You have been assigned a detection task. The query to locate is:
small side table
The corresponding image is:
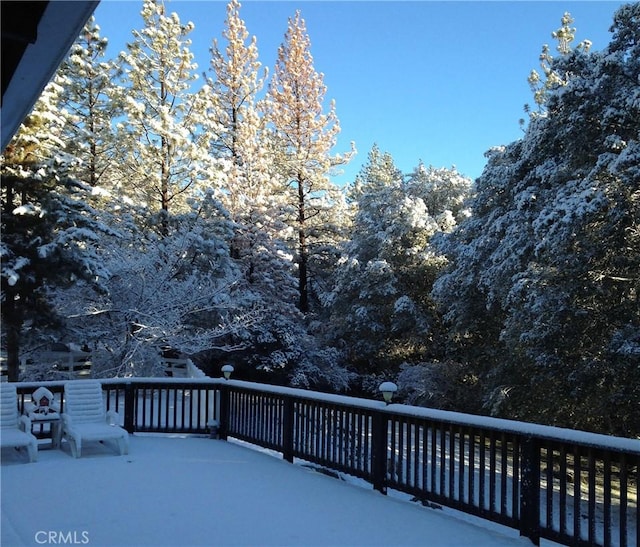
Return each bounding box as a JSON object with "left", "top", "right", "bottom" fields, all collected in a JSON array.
[
  {"left": 24, "top": 387, "right": 62, "bottom": 449},
  {"left": 29, "top": 413, "right": 62, "bottom": 449}
]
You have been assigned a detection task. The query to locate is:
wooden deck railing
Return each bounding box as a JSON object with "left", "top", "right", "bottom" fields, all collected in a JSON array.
[{"left": 12, "top": 378, "right": 638, "bottom": 547}]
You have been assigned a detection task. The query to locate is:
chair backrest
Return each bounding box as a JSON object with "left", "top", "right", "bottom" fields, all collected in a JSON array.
[
  {"left": 0, "top": 383, "right": 20, "bottom": 429},
  {"left": 63, "top": 381, "right": 105, "bottom": 424}
]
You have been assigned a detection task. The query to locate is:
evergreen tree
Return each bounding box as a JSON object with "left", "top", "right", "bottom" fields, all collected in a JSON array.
[
  {"left": 203, "top": 0, "right": 290, "bottom": 285},
  {"left": 1, "top": 81, "right": 111, "bottom": 381},
  {"left": 326, "top": 146, "right": 472, "bottom": 397},
  {"left": 57, "top": 16, "right": 122, "bottom": 188},
  {"left": 197, "top": 0, "right": 309, "bottom": 383},
  {"left": 203, "top": 0, "right": 269, "bottom": 206},
  {"left": 265, "top": 10, "right": 353, "bottom": 312},
  {"left": 524, "top": 12, "right": 592, "bottom": 121},
  {"left": 116, "top": 0, "right": 214, "bottom": 231},
  {"left": 433, "top": 4, "right": 640, "bottom": 436}
]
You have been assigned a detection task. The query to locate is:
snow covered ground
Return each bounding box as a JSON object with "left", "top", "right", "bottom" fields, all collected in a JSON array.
[{"left": 1, "top": 434, "right": 535, "bottom": 547}]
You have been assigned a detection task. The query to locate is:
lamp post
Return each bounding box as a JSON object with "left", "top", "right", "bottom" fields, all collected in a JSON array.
[
  {"left": 378, "top": 381, "right": 398, "bottom": 405},
  {"left": 221, "top": 364, "right": 234, "bottom": 380}
]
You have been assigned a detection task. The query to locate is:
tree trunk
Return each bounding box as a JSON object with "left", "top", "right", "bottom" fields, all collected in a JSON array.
[
  {"left": 298, "top": 229, "right": 308, "bottom": 312},
  {"left": 3, "top": 295, "right": 23, "bottom": 382},
  {"left": 160, "top": 134, "right": 170, "bottom": 235},
  {"left": 297, "top": 174, "right": 308, "bottom": 313},
  {"left": 88, "top": 80, "right": 97, "bottom": 186}
]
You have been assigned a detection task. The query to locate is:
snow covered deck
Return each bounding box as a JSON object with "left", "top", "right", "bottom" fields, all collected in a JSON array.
[{"left": 1, "top": 434, "right": 531, "bottom": 547}]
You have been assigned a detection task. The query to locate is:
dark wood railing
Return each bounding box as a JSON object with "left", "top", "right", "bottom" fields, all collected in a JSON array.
[{"left": 13, "top": 378, "right": 638, "bottom": 547}]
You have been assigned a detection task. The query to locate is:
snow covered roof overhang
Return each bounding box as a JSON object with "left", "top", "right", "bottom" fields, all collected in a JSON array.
[{"left": 1, "top": 0, "right": 99, "bottom": 151}]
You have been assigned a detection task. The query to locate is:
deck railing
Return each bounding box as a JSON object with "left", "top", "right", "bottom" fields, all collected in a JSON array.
[{"left": 13, "top": 378, "right": 638, "bottom": 547}]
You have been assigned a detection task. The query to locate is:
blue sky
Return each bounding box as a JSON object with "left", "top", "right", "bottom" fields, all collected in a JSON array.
[{"left": 93, "top": 1, "right": 627, "bottom": 184}]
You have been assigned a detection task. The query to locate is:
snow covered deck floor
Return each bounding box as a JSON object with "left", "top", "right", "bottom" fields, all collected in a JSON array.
[{"left": 1, "top": 434, "right": 533, "bottom": 547}]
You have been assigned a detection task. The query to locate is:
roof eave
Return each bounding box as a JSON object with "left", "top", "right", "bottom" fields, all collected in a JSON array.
[{"left": 1, "top": 1, "right": 99, "bottom": 151}]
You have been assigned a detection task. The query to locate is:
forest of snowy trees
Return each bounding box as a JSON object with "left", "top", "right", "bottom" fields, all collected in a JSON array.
[{"left": 1, "top": 1, "right": 638, "bottom": 438}]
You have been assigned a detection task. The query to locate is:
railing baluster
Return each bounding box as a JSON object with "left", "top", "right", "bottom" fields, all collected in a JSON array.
[
  {"left": 430, "top": 424, "right": 437, "bottom": 494},
  {"left": 512, "top": 435, "right": 520, "bottom": 521},
  {"left": 468, "top": 429, "right": 475, "bottom": 506},
  {"left": 619, "top": 453, "right": 628, "bottom": 547},
  {"left": 545, "top": 444, "right": 553, "bottom": 531},
  {"left": 388, "top": 418, "right": 395, "bottom": 484},
  {"left": 479, "top": 430, "right": 486, "bottom": 512},
  {"left": 458, "top": 427, "right": 465, "bottom": 503},
  {"left": 448, "top": 424, "right": 455, "bottom": 500},
  {"left": 588, "top": 449, "right": 596, "bottom": 544},
  {"left": 314, "top": 404, "right": 321, "bottom": 462},
  {"left": 338, "top": 407, "right": 345, "bottom": 468},
  {"left": 490, "top": 432, "right": 497, "bottom": 514},
  {"left": 245, "top": 392, "right": 251, "bottom": 438},
  {"left": 501, "top": 433, "right": 508, "bottom": 517},
  {"left": 172, "top": 387, "right": 178, "bottom": 430},
  {"left": 349, "top": 409, "right": 356, "bottom": 470},
  {"left": 356, "top": 411, "right": 363, "bottom": 473},
  {"left": 318, "top": 405, "right": 329, "bottom": 464},
  {"left": 333, "top": 406, "right": 339, "bottom": 465},
  {"left": 636, "top": 459, "right": 639, "bottom": 547},
  {"left": 364, "top": 412, "right": 371, "bottom": 477},
  {"left": 398, "top": 417, "right": 405, "bottom": 485},
  {"left": 603, "top": 451, "right": 612, "bottom": 547},
  {"left": 413, "top": 422, "right": 420, "bottom": 491},
  {"left": 136, "top": 387, "right": 149, "bottom": 431},
  {"left": 149, "top": 387, "right": 158, "bottom": 428},
  {"left": 439, "top": 426, "right": 446, "bottom": 498},
  {"left": 559, "top": 444, "right": 567, "bottom": 537},
  {"left": 573, "top": 445, "right": 581, "bottom": 543}
]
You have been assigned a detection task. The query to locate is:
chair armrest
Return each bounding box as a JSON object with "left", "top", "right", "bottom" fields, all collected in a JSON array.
[
  {"left": 61, "top": 413, "right": 73, "bottom": 428},
  {"left": 18, "top": 415, "right": 32, "bottom": 432},
  {"left": 106, "top": 410, "right": 122, "bottom": 426}
]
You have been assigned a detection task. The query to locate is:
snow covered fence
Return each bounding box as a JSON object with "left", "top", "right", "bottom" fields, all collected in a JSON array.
[
  {"left": 217, "top": 381, "right": 638, "bottom": 547},
  {"left": 39, "top": 349, "right": 92, "bottom": 378},
  {"left": 160, "top": 357, "right": 207, "bottom": 379},
  {"left": 11, "top": 378, "right": 639, "bottom": 547}
]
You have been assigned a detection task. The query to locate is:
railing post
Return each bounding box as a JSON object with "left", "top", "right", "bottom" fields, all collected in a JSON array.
[
  {"left": 218, "top": 383, "right": 229, "bottom": 441},
  {"left": 123, "top": 382, "right": 135, "bottom": 434},
  {"left": 372, "top": 410, "right": 388, "bottom": 494},
  {"left": 282, "top": 396, "right": 294, "bottom": 463},
  {"left": 520, "top": 435, "right": 541, "bottom": 545}
]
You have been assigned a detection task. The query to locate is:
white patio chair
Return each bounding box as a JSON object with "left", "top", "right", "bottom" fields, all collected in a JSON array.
[
  {"left": 0, "top": 383, "right": 38, "bottom": 462},
  {"left": 61, "top": 381, "right": 129, "bottom": 458}
]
